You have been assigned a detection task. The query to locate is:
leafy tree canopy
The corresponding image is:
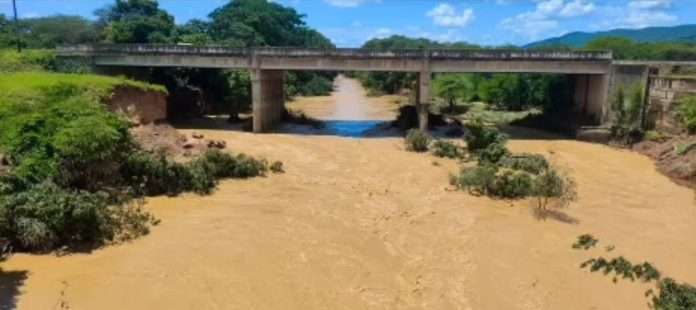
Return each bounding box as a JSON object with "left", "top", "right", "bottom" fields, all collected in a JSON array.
[{"left": 95, "top": 0, "right": 175, "bottom": 43}]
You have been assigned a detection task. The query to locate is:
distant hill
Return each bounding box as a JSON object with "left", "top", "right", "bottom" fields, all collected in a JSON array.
[{"left": 525, "top": 24, "right": 696, "bottom": 48}]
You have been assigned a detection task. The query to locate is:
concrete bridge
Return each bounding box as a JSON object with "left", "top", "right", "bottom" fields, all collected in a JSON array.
[{"left": 58, "top": 44, "right": 619, "bottom": 133}]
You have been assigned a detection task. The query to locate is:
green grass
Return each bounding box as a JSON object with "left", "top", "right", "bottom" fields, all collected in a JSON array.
[
  {"left": 0, "top": 49, "right": 56, "bottom": 73},
  {"left": 0, "top": 72, "right": 167, "bottom": 102}
]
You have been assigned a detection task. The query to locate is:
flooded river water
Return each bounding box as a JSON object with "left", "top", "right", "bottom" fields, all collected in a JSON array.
[{"left": 3, "top": 77, "right": 696, "bottom": 310}]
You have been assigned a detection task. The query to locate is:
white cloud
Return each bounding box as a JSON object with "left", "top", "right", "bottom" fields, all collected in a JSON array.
[
  {"left": 499, "top": 0, "right": 594, "bottom": 40},
  {"left": 427, "top": 3, "right": 474, "bottom": 28},
  {"left": 560, "top": 0, "right": 596, "bottom": 17},
  {"left": 597, "top": 0, "right": 676, "bottom": 29},
  {"left": 628, "top": 0, "right": 672, "bottom": 10}
]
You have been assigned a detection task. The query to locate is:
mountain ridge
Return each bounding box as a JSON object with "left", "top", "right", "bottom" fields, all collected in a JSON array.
[{"left": 525, "top": 24, "right": 696, "bottom": 48}]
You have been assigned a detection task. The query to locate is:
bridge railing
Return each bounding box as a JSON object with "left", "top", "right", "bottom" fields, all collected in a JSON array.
[{"left": 57, "top": 44, "right": 613, "bottom": 61}]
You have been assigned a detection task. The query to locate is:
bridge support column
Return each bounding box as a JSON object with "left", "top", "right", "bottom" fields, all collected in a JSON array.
[
  {"left": 572, "top": 74, "right": 610, "bottom": 125},
  {"left": 252, "top": 69, "right": 285, "bottom": 133},
  {"left": 416, "top": 71, "right": 431, "bottom": 131}
]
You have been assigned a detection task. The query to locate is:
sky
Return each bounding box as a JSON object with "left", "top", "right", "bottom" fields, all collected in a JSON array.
[{"left": 0, "top": 0, "right": 694, "bottom": 47}]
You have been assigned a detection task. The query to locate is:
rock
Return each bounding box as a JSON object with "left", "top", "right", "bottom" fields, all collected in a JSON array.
[
  {"left": 207, "top": 140, "right": 227, "bottom": 149},
  {"left": 576, "top": 127, "right": 612, "bottom": 144},
  {"left": 183, "top": 142, "right": 195, "bottom": 149},
  {"left": 192, "top": 132, "right": 204, "bottom": 139}
]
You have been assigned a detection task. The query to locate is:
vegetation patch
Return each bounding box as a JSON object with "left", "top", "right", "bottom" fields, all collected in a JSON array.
[
  {"left": 677, "top": 96, "right": 696, "bottom": 134},
  {"left": 430, "top": 140, "right": 465, "bottom": 159},
  {"left": 0, "top": 76, "right": 268, "bottom": 252},
  {"left": 452, "top": 122, "right": 576, "bottom": 207},
  {"left": 0, "top": 49, "right": 56, "bottom": 73},
  {"left": 572, "top": 235, "right": 696, "bottom": 310},
  {"left": 405, "top": 129, "right": 432, "bottom": 153}
]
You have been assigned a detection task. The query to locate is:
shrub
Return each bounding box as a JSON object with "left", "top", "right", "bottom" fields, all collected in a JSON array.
[
  {"left": 0, "top": 181, "right": 152, "bottom": 251},
  {"left": 644, "top": 130, "right": 668, "bottom": 142},
  {"left": 652, "top": 278, "right": 696, "bottom": 310},
  {"left": 405, "top": 129, "right": 431, "bottom": 152},
  {"left": 678, "top": 96, "right": 696, "bottom": 133},
  {"left": 0, "top": 75, "right": 269, "bottom": 252},
  {"left": 450, "top": 164, "right": 498, "bottom": 195},
  {"left": 532, "top": 168, "right": 577, "bottom": 209},
  {"left": 491, "top": 170, "right": 534, "bottom": 199},
  {"left": 476, "top": 142, "right": 510, "bottom": 164},
  {"left": 123, "top": 150, "right": 268, "bottom": 196},
  {"left": 270, "top": 161, "right": 284, "bottom": 173},
  {"left": 464, "top": 119, "right": 507, "bottom": 152},
  {"left": 431, "top": 140, "right": 464, "bottom": 159},
  {"left": 572, "top": 234, "right": 599, "bottom": 250},
  {"left": 500, "top": 154, "right": 549, "bottom": 175}
]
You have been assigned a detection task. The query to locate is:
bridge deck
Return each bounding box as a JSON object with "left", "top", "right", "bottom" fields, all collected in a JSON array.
[{"left": 57, "top": 44, "right": 613, "bottom": 74}]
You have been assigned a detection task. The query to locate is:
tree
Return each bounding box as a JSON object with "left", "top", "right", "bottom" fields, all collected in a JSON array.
[
  {"left": 433, "top": 74, "right": 476, "bottom": 112},
  {"left": 95, "top": 0, "right": 175, "bottom": 43},
  {"left": 176, "top": 19, "right": 212, "bottom": 45},
  {"left": 208, "top": 0, "right": 306, "bottom": 47},
  {"left": 0, "top": 14, "right": 14, "bottom": 48},
  {"left": 15, "top": 16, "right": 97, "bottom": 48}
]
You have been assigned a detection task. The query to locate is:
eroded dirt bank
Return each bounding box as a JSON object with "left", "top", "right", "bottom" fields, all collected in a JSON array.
[{"left": 3, "top": 78, "right": 696, "bottom": 310}]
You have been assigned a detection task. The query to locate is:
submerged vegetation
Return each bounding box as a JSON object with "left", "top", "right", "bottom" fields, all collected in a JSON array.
[
  {"left": 450, "top": 120, "right": 576, "bottom": 207},
  {"left": 573, "top": 235, "right": 696, "bottom": 310}
]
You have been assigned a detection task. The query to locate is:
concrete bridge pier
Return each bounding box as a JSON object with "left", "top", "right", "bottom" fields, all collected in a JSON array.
[
  {"left": 252, "top": 69, "right": 285, "bottom": 133},
  {"left": 572, "top": 74, "right": 610, "bottom": 125},
  {"left": 416, "top": 71, "right": 432, "bottom": 131}
]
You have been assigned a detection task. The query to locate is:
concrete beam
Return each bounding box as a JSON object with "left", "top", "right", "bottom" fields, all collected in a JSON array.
[{"left": 252, "top": 70, "right": 285, "bottom": 133}]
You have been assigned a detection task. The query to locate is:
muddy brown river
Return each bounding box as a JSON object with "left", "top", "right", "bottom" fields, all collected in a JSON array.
[{"left": 3, "top": 77, "right": 696, "bottom": 309}]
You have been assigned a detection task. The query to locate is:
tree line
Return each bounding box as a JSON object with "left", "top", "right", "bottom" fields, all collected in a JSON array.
[{"left": 0, "top": 0, "right": 337, "bottom": 120}]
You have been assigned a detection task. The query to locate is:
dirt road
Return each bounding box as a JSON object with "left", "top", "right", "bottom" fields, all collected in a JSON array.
[{"left": 3, "top": 77, "right": 696, "bottom": 309}]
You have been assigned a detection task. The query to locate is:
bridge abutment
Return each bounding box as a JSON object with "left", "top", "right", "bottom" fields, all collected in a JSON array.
[{"left": 252, "top": 69, "right": 285, "bottom": 133}]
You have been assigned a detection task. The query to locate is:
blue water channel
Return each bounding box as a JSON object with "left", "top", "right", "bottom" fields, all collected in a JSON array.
[{"left": 322, "top": 120, "right": 384, "bottom": 137}]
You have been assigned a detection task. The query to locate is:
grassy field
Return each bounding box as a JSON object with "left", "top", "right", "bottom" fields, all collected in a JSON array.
[{"left": 0, "top": 72, "right": 167, "bottom": 103}]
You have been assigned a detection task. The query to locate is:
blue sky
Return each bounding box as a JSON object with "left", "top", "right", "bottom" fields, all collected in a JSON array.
[{"left": 1, "top": 0, "right": 694, "bottom": 46}]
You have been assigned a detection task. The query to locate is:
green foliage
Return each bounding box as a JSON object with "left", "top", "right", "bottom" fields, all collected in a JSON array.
[
  {"left": 433, "top": 74, "right": 477, "bottom": 113},
  {"left": 652, "top": 278, "right": 696, "bottom": 310},
  {"left": 586, "top": 37, "right": 696, "bottom": 61},
  {"left": 582, "top": 256, "right": 662, "bottom": 283},
  {"left": 0, "top": 73, "right": 267, "bottom": 252},
  {"left": 572, "top": 234, "right": 599, "bottom": 250},
  {"left": 0, "top": 181, "right": 149, "bottom": 251},
  {"left": 0, "top": 49, "right": 56, "bottom": 73},
  {"left": 573, "top": 236, "right": 696, "bottom": 310},
  {"left": 405, "top": 129, "right": 431, "bottom": 152},
  {"left": 464, "top": 120, "right": 508, "bottom": 152},
  {"left": 610, "top": 83, "right": 646, "bottom": 143},
  {"left": 674, "top": 142, "right": 696, "bottom": 156},
  {"left": 644, "top": 130, "right": 668, "bottom": 142},
  {"left": 499, "top": 154, "right": 550, "bottom": 175},
  {"left": 96, "top": 0, "right": 175, "bottom": 43},
  {"left": 430, "top": 140, "right": 464, "bottom": 159},
  {"left": 356, "top": 35, "right": 479, "bottom": 95},
  {"left": 123, "top": 149, "right": 268, "bottom": 196},
  {"left": 450, "top": 164, "right": 498, "bottom": 195},
  {"left": 677, "top": 96, "right": 696, "bottom": 133}
]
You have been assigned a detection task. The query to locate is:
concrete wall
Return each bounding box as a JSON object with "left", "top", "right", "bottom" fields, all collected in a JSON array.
[
  {"left": 648, "top": 74, "right": 696, "bottom": 133},
  {"left": 252, "top": 70, "right": 285, "bottom": 133}
]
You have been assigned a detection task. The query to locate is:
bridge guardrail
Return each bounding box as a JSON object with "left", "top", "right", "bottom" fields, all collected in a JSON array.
[{"left": 57, "top": 44, "right": 613, "bottom": 61}]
